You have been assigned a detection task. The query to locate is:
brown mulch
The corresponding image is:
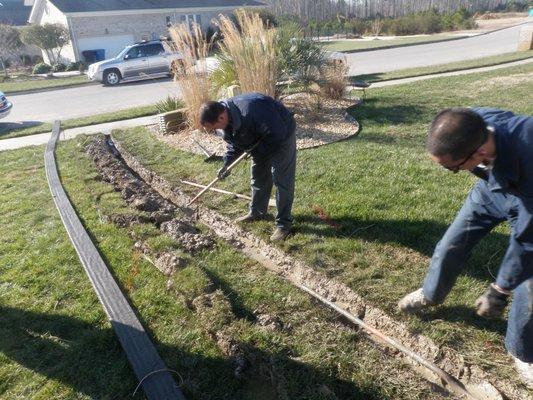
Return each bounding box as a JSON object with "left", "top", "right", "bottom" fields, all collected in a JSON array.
[{"left": 150, "top": 93, "right": 361, "bottom": 157}]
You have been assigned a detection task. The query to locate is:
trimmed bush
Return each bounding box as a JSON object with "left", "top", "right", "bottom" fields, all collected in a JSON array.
[
  {"left": 65, "top": 61, "right": 83, "bottom": 71},
  {"left": 32, "top": 62, "right": 51, "bottom": 74},
  {"left": 32, "top": 55, "right": 43, "bottom": 64},
  {"left": 51, "top": 63, "right": 66, "bottom": 72}
]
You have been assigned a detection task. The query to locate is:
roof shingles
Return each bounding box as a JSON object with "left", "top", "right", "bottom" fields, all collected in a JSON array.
[{"left": 49, "top": 0, "right": 266, "bottom": 13}]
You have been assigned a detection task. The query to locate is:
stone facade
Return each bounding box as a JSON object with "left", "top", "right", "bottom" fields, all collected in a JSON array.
[
  {"left": 70, "top": 11, "right": 221, "bottom": 42},
  {"left": 29, "top": 0, "right": 263, "bottom": 63}
]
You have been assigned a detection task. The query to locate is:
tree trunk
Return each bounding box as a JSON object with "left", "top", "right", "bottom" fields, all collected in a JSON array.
[{"left": 0, "top": 57, "right": 8, "bottom": 78}]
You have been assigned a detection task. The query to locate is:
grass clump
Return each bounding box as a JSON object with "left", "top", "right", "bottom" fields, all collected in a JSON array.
[
  {"left": 169, "top": 22, "right": 213, "bottom": 129},
  {"left": 218, "top": 9, "right": 278, "bottom": 97},
  {"left": 154, "top": 95, "right": 184, "bottom": 114}
]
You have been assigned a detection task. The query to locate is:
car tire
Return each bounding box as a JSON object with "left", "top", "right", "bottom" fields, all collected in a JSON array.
[{"left": 103, "top": 69, "right": 121, "bottom": 86}]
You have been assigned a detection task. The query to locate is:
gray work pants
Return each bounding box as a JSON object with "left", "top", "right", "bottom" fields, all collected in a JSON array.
[{"left": 249, "top": 131, "right": 296, "bottom": 230}]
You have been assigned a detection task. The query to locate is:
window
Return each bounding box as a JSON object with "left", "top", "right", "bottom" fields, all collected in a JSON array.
[
  {"left": 126, "top": 46, "right": 146, "bottom": 59},
  {"left": 144, "top": 43, "right": 165, "bottom": 57},
  {"left": 179, "top": 14, "right": 202, "bottom": 29}
]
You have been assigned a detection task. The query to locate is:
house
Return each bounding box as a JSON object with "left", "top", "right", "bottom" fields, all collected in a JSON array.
[
  {"left": 0, "top": 1, "right": 41, "bottom": 66},
  {"left": 26, "top": 0, "right": 267, "bottom": 63},
  {"left": 0, "top": 0, "right": 32, "bottom": 25}
]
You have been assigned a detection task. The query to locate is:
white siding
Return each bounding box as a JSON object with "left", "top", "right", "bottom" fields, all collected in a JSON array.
[{"left": 33, "top": 0, "right": 75, "bottom": 63}]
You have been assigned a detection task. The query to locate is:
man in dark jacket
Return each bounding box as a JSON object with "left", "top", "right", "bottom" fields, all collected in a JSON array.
[
  {"left": 199, "top": 92, "right": 297, "bottom": 242},
  {"left": 398, "top": 107, "right": 533, "bottom": 388}
]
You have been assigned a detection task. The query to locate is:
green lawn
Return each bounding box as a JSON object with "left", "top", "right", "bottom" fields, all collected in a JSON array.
[
  {"left": 111, "top": 62, "right": 533, "bottom": 387},
  {"left": 0, "top": 105, "right": 159, "bottom": 140},
  {"left": 350, "top": 50, "right": 533, "bottom": 83},
  {"left": 1, "top": 63, "right": 531, "bottom": 398},
  {"left": 1, "top": 74, "right": 89, "bottom": 94},
  {"left": 0, "top": 144, "right": 445, "bottom": 395},
  {"left": 323, "top": 33, "right": 465, "bottom": 52}
]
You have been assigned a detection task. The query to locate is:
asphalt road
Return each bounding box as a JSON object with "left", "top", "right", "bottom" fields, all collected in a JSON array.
[
  {"left": 346, "top": 21, "right": 532, "bottom": 75},
  {"left": 1, "top": 22, "right": 530, "bottom": 127},
  {"left": 1, "top": 77, "right": 179, "bottom": 129}
]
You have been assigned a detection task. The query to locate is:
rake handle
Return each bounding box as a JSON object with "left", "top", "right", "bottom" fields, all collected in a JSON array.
[{"left": 187, "top": 149, "right": 252, "bottom": 206}]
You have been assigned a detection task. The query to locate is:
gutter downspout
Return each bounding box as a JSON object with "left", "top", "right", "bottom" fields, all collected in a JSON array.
[{"left": 66, "top": 15, "right": 80, "bottom": 62}]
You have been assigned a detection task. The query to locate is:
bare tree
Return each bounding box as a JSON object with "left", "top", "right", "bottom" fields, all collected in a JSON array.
[
  {"left": 265, "top": 0, "right": 510, "bottom": 21},
  {"left": 0, "top": 24, "right": 23, "bottom": 77}
]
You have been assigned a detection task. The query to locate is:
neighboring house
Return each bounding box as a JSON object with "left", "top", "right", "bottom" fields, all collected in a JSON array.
[
  {"left": 0, "top": 1, "right": 41, "bottom": 65},
  {"left": 0, "top": 0, "right": 32, "bottom": 25},
  {"left": 26, "top": 0, "right": 267, "bottom": 64}
]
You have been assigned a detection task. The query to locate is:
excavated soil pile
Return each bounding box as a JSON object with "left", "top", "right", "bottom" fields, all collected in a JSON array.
[
  {"left": 154, "top": 93, "right": 360, "bottom": 157},
  {"left": 86, "top": 137, "right": 214, "bottom": 253}
]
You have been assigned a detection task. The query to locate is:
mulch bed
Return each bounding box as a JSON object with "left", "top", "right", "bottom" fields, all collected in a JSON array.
[{"left": 150, "top": 93, "right": 361, "bottom": 156}]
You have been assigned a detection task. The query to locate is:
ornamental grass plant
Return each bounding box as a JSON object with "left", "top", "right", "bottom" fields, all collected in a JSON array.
[
  {"left": 169, "top": 23, "right": 213, "bottom": 129},
  {"left": 217, "top": 10, "right": 277, "bottom": 98}
]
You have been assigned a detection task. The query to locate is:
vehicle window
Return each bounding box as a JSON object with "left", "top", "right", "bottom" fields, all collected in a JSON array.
[
  {"left": 144, "top": 43, "right": 165, "bottom": 57},
  {"left": 128, "top": 46, "right": 146, "bottom": 59}
]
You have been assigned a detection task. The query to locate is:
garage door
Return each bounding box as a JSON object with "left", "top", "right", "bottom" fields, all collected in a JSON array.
[{"left": 78, "top": 34, "right": 135, "bottom": 60}]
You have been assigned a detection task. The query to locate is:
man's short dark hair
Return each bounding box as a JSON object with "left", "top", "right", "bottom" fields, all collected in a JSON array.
[
  {"left": 427, "top": 108, "right": 488, "bottom": 161},
  {"left": 199, "top": 101, "right": 226, "bottom": 125}
]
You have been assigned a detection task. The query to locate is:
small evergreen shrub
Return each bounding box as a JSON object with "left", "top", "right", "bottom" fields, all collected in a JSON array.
[
  {"left": 32, "top": 62, "right": 51, "bottom": 74},
  {"left": 51, "top": 63, "right": 66, "bottom": 72}
]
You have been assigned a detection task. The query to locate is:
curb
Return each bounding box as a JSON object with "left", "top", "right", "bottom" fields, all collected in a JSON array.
[
  {"left": 6, "top": 80, "right": 98, "bottom": 97},
  {"left": 337, "top": 20, "right": 532, "bottom": 54},
  {"left": 353, "top": 55, "right": 533, "bottom": 84}
]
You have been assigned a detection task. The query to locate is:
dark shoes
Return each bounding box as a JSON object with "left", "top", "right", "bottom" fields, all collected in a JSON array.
[
  {"left": 270, "top": 227, "right": 291, "bottom": 242},
  {"left": 235, "top": 213, "right": 290, "bottom": 242},
  {"left": 235, "top": 213, "right": 268, "bottom": 223}
]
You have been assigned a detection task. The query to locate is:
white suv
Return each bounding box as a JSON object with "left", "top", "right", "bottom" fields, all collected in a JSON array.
[
  {"left": 0, "top": 92, "right": 13, "bottom": 119},
  {"left": 87, "top": 40, "right": 183, "bottom": 86}
]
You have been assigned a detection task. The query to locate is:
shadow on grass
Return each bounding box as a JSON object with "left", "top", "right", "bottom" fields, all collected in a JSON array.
[
  {"left": 352, "top": 98, "right": 431, "bottom": 125},
  {"left": 294, "top": 214, "right": 509, "bottom": 283},
  {"left": 348, "top": 73, "right": 386, "bottom": 84},
  {"left": 0, "top": 121, "right": 44, "bottom": 136},
  {"left": 420, "top": 304, "right": 507, "bottom": 336},
  {"left": 0, "top": 305, "right": 406, "bottom": 399}
]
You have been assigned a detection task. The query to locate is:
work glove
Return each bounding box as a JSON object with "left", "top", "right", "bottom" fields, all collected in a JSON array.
[
  {"left": 475, "top": 283, "right": 510, "bottom": 319},
  {"left": 217, "top": 165, "right": 230, "bottom": 180}
]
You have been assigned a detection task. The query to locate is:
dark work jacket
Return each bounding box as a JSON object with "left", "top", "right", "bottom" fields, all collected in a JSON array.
[
  {"left": 472, "top": 107, "right": 533, "bottom": 290},
  {"left": 219, "top": 92, "right": 295, "bottom": 164}
]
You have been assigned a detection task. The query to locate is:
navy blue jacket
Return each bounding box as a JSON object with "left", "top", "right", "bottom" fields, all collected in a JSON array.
[
  {"left": 473, "top": 107, "right": 533, "bottom": 290},
  {"left": 219, "top": 93, "right": 295, "bottom": 164}
]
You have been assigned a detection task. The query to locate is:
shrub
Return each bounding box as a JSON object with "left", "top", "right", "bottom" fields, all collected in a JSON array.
[
  {"left": 51, "top": 63, "right": 66, "bottom": 72},
  {"left": 169, "top": 22, "right": 213, "bottom": 129},
  {"left": 218, "top": 10, "right": 277, "bottom": 97},
  {"left": 19, "top": 54, "right": 32, "bottom": 66},
  {"left": 319, "top": 61, "right": 348, "bottom": 100},
  {"left": 33, "top": 62, "right": 51, "bottom": 74},
  {"left": 276, "top": 22, "right": 325, "bottom": 89},
  {"left": 32, "top": 55, "right": 43, "bottom": 64},
  {"left": 155, "top": 96, "right": 184, "bottom": 114},
  {"left": 66, "top": 61, "right": 83, "bottom": 71},
  {"left": 210, "top": 54, "right": 238, "bottom": 97}
]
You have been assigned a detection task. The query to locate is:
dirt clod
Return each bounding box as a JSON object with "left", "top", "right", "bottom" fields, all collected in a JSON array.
[
  {"left": 161, "top": 219, "right": 214, "bottom": 252},
  {"left": 256, "top": 313, "right": 283, "bottom": 331},
  {"left": 154, "top": 252, "right": 188, "bottom": 276},
  {"left": 192, "top": 290, "right": 235, "bottom": 332},
  {"left": 216, "top": 330, "right": 248, "bottom": 378}
]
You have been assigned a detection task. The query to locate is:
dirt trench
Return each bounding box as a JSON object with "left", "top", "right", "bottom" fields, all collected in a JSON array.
[
  {"left": 96, "top": 134, "right": 530, "bottom": 400},
  {"left": 87, "top": 137, "right": 297, "bottom": 390}
]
